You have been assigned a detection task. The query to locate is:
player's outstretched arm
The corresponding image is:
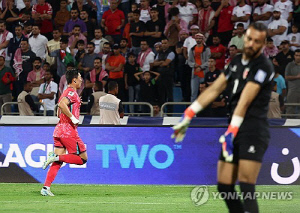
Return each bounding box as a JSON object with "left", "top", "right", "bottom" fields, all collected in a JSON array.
[
  {"left": 58, "top": 97, "right": 79, "bottom": 125},
  {"left": 172, "top": 73, "right": 228, "bottom": 143},
  {"left": 219, "top": 82, "right": 261, "bottom": 162}
]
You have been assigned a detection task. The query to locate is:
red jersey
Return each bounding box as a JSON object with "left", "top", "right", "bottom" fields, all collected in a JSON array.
[
  {"left": 217, "top": 5, "right": 234, "bottom": 33},
  {"left": 32, "top": 3, "right": 53, "bottom": 34},
  {"left": 53, "top": 87, "right": 81, "bottom": 138}
]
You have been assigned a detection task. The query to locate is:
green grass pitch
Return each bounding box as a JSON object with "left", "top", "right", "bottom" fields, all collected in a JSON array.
[{"left": 0, "top": 184, "right": 299, "bottom": 213}]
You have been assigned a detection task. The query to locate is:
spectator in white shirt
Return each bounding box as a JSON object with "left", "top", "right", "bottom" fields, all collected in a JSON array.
[
  {"left": 274, "top": 0, "right": 293, "bottom": 25},
  {"left": 253, "top": 0, "right": 273, "bottom": 27},
  {"left": 137, "top": 40, "right": 155, "bottom": 72},
  {"left": 287, "top": 24, "right": 300, "bottom": 51},
  {"left": 91, "top": 28, "right": 108, "bottom": 54},
  {"left": 38, "top": 70, "right": 58, "bottom": 116},
  {"left": 0, "top": 20, "right": 13, "bottom": 63},
  {"left": 139, "top": 0, "right": 151, "bottom": 23},
  {"left": 174, "top": 0, "right": 198, "bottom": 27},
  {"left": 29, "top": 24, "right": 48, "bottom": 60},
  {"left": 231, "top": 0, "right": 252, "bottom": 29},
  {"left": 267, "top": 8, "right": 288, "bottom": 47},
  {"left": 183, "top": 25, "right": 199, "bottom": 60}
]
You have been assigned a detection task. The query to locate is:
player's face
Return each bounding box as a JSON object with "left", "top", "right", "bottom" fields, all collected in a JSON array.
[
  {"left": 243, "top": 27, "right": 266, "bottom": 59},
  {"left": 75, "top": 73, "right": 83, "bottom": 89}
]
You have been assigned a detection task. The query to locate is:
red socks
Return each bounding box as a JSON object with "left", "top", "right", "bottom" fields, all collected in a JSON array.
[
  {"left": 44, "top": 162, "right": 62, "bottom": 187},
  {"left": 59, "top": 154, "right": 84, "bottom": 165}
]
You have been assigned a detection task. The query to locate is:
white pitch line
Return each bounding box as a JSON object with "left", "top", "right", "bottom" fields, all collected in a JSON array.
[{"left": 0, "top": 201, "right": 180, "bottom": 205}]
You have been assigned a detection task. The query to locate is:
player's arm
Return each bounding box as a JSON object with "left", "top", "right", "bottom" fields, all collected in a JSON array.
[
  {"left": 172, "top": 73, "right": 228, "bottom": 142},
  {"left": 58, "top": 97, "right": 79, "bottom": 124}
]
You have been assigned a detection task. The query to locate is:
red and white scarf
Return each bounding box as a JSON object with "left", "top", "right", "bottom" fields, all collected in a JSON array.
[
  {"left": 137, "top": 48, "right": 152, "bottom": 68},
  {"left": 198, "top": 7, "right": 214, "bottom": 32},
  {"left": 90, "top": 68, "right": 108, "bottom": 83},
  {"left": 13, "top": 48, "right": 23, "bottom": 77},
  {"left": 0, "top": 30, "right": 9, "bottom": 57}
]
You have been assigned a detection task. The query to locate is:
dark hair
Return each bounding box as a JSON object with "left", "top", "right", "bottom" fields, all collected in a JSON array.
[
  {"left": 21, "top": 38, "right": 29, "bottom": 43},
  {"left": 168, "top": 7, "right": 179, "bottom": 21},
  {"left": 237, "top": 23, "right": 244, "bottom": 28},
  {"left": 34, "top": 57, "right": 42, "bottom": 63},
  {"left": 0, "top": 20, "right": 6, "bottom": 26},
  {"left": 43, "top": 62, "right": 50, "bottom": 66},
  {"left": 15, "top": 25, "right": 23, "bottom": 29},
  {"left": 77, "top": 39, "right": 85, "bottom": 45},
  {"left": 266, "top": 37, "right": 273, "bottom": 42},
  {"left": 60, "top": 0, "right": 68, "bottom": 2},
  {"left": 212, "top": 34, "right": 220, "bottom": 38},
  {"left": 24, "top": 81, "right": 31, "bottom": 88},
  {"left": 94, "top": 81, "right": 103, "bottom": 91},
  {"left": 140, "top": 40, "right": 148, "bottom": 45},
  {"left": 71, "top": 8, "right": 79, "bottom": 12},
  {"left": 24, "top": 22, "right": 32, "bottom": 27},
  {"left": 209, "top": 57, "right": 216, "bottom": 60},
  {"left": 229, "top": 45, "right": 237, "bottom": 49},
  {"left": 81, "top": 9, "right": 89, "bottom": 14},
  {"left": 128, "top": 52, "right": 136, "bottom": 57},
  {"left": 95, "top": 27, "right": 103, "bottom": 33},
  {"left": 103, "top": 42, "right": 110, "bottom": 47},
  {"left": 108, "top": 81, "right": 118, "bottom": 91},
  {"left": 60, "top": 37, "right": 69, "bottom": 44},
  {"left": 87, "top": 42, "right": 95, "bottom": 47},
  {"left": 121, "top": 37, "right": 128, "bottom": 43},
  {"left": 150, "top": 7, "right": 159, "bottom": 12},
  {"left": 32, "top": 24, "right": 40, "bottom": 29},
  {"left": 295, "top": 49, "right": 300, "bottom": 54},
  {"left": 94, "top": 57, "right": 102, "bottom": 62},
  {"left": 66, "top": 69, "right": 79, "bottom": 84},
  {"left": 249, "top": 22, "right": 268, "bottom": 36},
  {"left": 132, "top": 10, "right": 140, "bottom": 15},
  {"left": 67, "top": 62, "right": 75, "bottom": 68},
  {"left": 73, "top": 24, "right": 81, "bottom": 30}
]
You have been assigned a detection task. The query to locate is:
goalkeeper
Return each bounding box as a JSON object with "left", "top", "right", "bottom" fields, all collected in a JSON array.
[{"left": 172, "top": 23, "right": 274, "bottom": 213}]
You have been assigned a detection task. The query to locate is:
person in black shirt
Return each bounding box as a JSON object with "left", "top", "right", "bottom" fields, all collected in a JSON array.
[
  {"left": 273, "top": 40, "right": 294, "bottom": 76},
  {"left": 134, "top": 70, "right": 160, "bottom": 112},
  {"left": 144, "top": 8, "right": 164, "bottom": 48},
  {"left": 173, "top": 23, "right": 275, "bottom": 213},
  {"left": 80, "top": 9, "right": 97, "bottom": 42},
  {"left": 205, "top": 57, "right": 221, "bottom": 85},
  {"left": 124, "top": 52, "right": 140, "bottom": 113},
  {"left": 130, "top": 10, "right": 146, "bottom": 56},
  {"left": 1, "top": 0, "right": 20, "bottom": 32}
]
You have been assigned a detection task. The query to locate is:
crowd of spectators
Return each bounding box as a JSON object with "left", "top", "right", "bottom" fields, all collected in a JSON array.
[{"left": 0, "top": 0, "right": 300, "bottom": 117}]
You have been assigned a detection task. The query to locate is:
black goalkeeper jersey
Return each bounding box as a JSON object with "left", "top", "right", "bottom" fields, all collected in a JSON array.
[{"left": 224, "top": 54, "right": 275, "bottom": 120}]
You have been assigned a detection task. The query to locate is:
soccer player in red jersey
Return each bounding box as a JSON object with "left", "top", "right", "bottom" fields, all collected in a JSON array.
[{"left": 41, "top": 69, "right": 87, "bottom": 196}]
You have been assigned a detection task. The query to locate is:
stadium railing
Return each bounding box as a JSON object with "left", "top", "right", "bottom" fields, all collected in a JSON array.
[
  {"left": 1, "top": 102, "right": 46, "bottom": 116},
  {"left": 54, "top": 102, "right": 154, "bottom": 117},
  {"left": 160, "top": 102, "right": 192, "bottom": 117},
  {"left": 123, "top": 102, "right": 154, "bottom": 117},
  {"left": 161, "top": 102, "right": 300, "bottom": 118}
]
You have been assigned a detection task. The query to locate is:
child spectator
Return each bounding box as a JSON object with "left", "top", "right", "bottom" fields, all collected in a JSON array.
[{"left": 287, "top": 24, "right": 300, "bottom": 51}]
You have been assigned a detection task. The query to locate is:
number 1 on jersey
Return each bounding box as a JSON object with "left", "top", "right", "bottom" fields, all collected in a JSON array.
[{"left": 233, "top": 79, "right": 239, "bottom": 94}]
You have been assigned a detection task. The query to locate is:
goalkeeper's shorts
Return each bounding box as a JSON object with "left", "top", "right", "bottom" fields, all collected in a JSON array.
[{"left": 219, "top": 118, "right": 269, "bottom": 164}]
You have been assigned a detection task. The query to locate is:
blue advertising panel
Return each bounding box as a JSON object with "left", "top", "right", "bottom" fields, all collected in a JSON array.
[{"left": 0, "top": 126, "right": 299, "bottom": 185}]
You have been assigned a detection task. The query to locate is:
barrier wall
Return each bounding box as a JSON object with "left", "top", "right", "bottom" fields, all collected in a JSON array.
[{"left": 0, "top": 126, "right": 300, "bottom": 185}]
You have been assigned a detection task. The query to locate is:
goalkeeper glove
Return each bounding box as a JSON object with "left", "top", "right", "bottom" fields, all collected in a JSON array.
[
  {"left": 171, "top": 101, "right": 203, "bottom": 143},
  {"left": 219, "top": 115, "right": 243, "bottom": 162},
  {"left": 70, "top": 115, "right": 79, "bottom": 125}
]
